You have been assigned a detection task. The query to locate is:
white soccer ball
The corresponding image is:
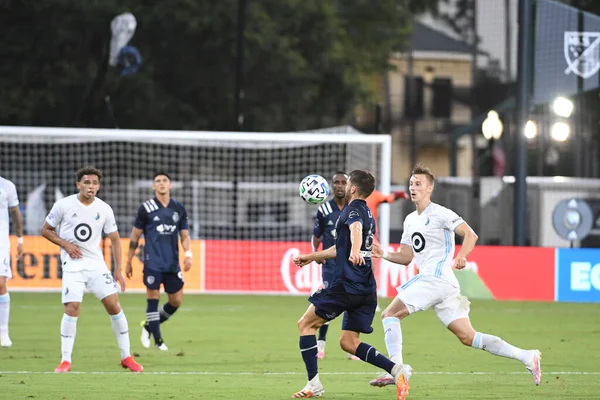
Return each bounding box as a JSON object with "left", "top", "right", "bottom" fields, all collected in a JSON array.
[{"left": 299, "top": 175, "right": 330, "bottom": 205}]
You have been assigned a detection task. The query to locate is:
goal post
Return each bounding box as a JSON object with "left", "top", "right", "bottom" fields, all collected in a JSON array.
[{"left": 0, "top": 125, "right": 392, "bottom": 295}]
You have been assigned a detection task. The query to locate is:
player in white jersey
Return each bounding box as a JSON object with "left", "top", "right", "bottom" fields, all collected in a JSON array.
[
  {"left": 0, "top": 176, "right": 24, "bottom": 348},
  {"left": 368, "top": 165, "right": 541, "bottom": 397},
  {"left": 41, "top": 166, "right": 143, "bottom": 373}
]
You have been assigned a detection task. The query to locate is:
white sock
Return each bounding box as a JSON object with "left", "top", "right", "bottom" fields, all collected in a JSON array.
[
  {"left": 471, "top": 332, "right": 529, "bottom": 364},
  {"left": 382, "top": 317, "right": 403, "bottom": 365},
  {"left": 0, "top": 293, "right": 10, "bottom": 334},
  {"left": 61, "top": 314, "right": 78, "bottom": 363},
  {"left": 110, "top": 311, "right": 131, "bottom": 360}
]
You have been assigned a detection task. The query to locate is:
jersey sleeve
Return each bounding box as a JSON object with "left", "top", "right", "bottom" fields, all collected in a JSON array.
[
  {"left": 45, "top": 201, "right": 64, "bottom": 228},
  {"left": 133, "top": 204, "right": 148, "bottom": 230},
  {"left": 344, "top": 206, "right": 363, "bottom": 227},
  {"left": 400, "top": 219, "right": 411, "bottom": 246},
  {"left": 7, "top": 181, "right": 19, "bottom": 208},
  {"left": 442, "top": 207, "right": 464, "bottom": 231},
  {"left": 103, "top": 206, "right": 118, "bottom": 234},
  {"left": 179, "top": 205, "right": 189, "bottom": 231},
  {"left": 312, "top": 208, "right": 325, "bottom": 238}
]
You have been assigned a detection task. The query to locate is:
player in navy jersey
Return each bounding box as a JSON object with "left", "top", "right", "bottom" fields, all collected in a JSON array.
[
  {"left": 126, "top": 172, "right": 192, "bottom": 350},
  {"left": 292, "top": 170, "right": 410, "bottom": 399},
  {"left": 311, "top": 171, "right": 359, "bottom": 360}
]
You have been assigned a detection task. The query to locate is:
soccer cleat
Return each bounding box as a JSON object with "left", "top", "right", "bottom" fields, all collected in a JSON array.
[
  {"left": 140, "top": 321, "right": 151, "bottom": 349},
  {"left": 347, "top": 353, "right": 360, "bottom": 361},
  {"left": 392, "top": 364, "right": 412, "bottom": 400},
  {"left": 291, "top": 384, "right": 325, "bottom": 398},
  {"left": 0, "top": 333, "right": 12, "bottom": 348},
  {"left": 54, "top": 361, "right": 71, "bottom": 373},
  {"left": 317, "top": 340, "right": 326, "bottom": 359},
  {"left": 121, "top": 356, "right": 143, "bottom": 372},
  {"left": 156, "top": 342, "right": 168, "bottom": 351},
  {"left": 369, "top": 372, "right": 395, "bottom": 387},
  {"left": 525, "top": 350, "right": 542, "bottom": 386}
]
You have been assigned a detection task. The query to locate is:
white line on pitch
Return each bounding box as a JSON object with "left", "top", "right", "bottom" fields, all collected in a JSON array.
[{"left": 0, "top": 371, "right": 598, "bottom": 375}]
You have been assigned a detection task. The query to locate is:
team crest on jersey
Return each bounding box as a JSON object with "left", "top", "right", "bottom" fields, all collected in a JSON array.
[
  {"left": 425, "top": 217, "right": 430, "bottom": 226},
  {"left": 172, "top": 212, "right": 179, "bottom": 223},
  {"left": 564, "top": 31, "right": 600, "bottom": 79},
  {"left": 94, "top": 212, "right": 100, "bottom": 220},
  {"left": 147, "top": 275, "right": 155, "bottom": 285}
]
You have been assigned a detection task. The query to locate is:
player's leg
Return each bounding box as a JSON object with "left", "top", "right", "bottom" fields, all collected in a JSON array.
[
  {"left": 141, "top": 269, "right": 163, "bottom": 348},
  {"left": 446, "top": 315, "right": 542, "bottom": 385},
  {"left": 341, "top": 293, "right": 411, "bottom": 400},
  {"left": 316, "top": 269, "right": 332, "bottom": 359},
  {"left": 154, "top": 271, "right": 185, "bottom": 350},
  {"left": 92, "top": 269, "right": 142, "bottom": 372},
  {"left": 0, "top": 275, "right": 11, "bottom": 348},
  {"left": 55, "top": 271, "right": 86, "bottom": 373}
]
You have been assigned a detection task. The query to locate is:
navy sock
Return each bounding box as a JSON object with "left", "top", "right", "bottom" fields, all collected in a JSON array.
[
  {"left": 299, "top": 335, "right": 318, "bottom": 381},
  {"left": 159, "top": 302, "right": 178, "bottom": 323},
  {"left": 146, "top": 299, "right": 161, "bottom": 342},
  {"left": 355, "top": 342, "right": 395, "bottom": 374},
  {"left": 317, "top": 323, "right": 329, "bottom": 341}
]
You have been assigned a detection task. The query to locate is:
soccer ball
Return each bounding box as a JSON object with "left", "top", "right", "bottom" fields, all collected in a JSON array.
[{"left": 299, "top": 175, "right": 330, "bottom": 205}]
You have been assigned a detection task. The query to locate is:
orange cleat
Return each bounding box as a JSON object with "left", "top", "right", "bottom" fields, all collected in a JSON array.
[
  {"left": 54, "top": 361, "right": 71, "bottom": 373},
  {"left": 121, "top": 356, "right": 143, "bottom": 372}
]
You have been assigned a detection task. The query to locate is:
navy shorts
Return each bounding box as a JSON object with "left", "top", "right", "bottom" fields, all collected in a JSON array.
[
  {"left": 143, "top": 269, "right": 184, "bottom": 294},
  {"left": 309, "top": 283, "right": 377, "bottom": 334},
  {"left": 321, "top": 264, "right": 336, "bottom": 289}
]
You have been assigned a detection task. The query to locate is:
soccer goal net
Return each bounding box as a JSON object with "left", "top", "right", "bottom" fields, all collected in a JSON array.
[{"left": 0, "top": 126, "right": 391, "bottom": 295}]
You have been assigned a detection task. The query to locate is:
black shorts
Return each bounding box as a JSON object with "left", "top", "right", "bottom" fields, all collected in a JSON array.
[
  {"left": 308, "top": 283, "right": 377, "bottom": 334},
  {"left": 143, "top": 269, "right": 184, "bottom": 294}
]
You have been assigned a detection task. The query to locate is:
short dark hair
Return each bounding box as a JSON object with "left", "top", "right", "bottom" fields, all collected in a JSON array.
[
  {"left": 332, "top": 171, "right": 348, "bottom": 180},
  {"left": 153, "top": 171, "right": 171, "bottom": 180},
  {"left": 348, "top": 169, "right": 375, "bottom": 198},
  {"left": 411, "top": 164, "right": 435, "bottom": 184},
  {"left": 76, "top": 166, "right": 102, "bottom": 182}
]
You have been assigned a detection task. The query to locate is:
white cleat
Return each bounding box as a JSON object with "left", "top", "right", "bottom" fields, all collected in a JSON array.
[
  {"left": 140, "top": 322, "right": 151, "bottom": 349},
  {"left": 291, "top": 377, "right": 325, "bottom": 398},
  {"left": 317, "top": 340, "right": 326, "bottom": 359},
  {"left": 525, "top": 350, "right": 542, "bottom": 386},
  {"left": 0, "top": 334, "right": 12, "bottom": 348},
  {"left": 347, "top": 353, "right": 361, "bottom": 361},
  {"left": 391, "top": 363, "right": 412, "bottom": 400},
  {"left": 369, "top": 371, "right": 395, "bottom": 387},
  {"left": 156, "top": 342, "right": 168, "bottom": 351}
]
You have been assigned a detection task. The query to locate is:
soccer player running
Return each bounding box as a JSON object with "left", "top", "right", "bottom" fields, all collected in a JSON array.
[
  {"left": 311, "top": 171, "right": 357, "bottom": 360},
  {"left": 0, "top": 176, "right": 24, "bottom": 348},
  {"left": 293, "top": 170, "right": 411, "bottom": 399},
  {"left": 41, "top": 166, "right": 142, "bottom": 373},
  {"left": 126, "top": 172, "right": 192, "bottom": 351},
  {"left": 369, "top": 164, "right": 541, "bottom": 391}
]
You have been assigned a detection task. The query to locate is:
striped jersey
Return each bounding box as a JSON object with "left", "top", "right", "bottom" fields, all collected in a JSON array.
[
  {"left": 313, "top": 199, "right": 344, "bottom": 268},
  {"left": 401, "top": 202, "right": 463, "bottom": 288}
]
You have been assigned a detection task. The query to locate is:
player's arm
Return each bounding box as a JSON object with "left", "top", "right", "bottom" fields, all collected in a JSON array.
[
  {"left": 294, "top": 245, "right": 336, "bottom": 267},
  {"left": 311, "top": 235, "right": 322, "bottom": 253},
  {"left": 41, "top": 222, "right": 82, "bottom": 259},
  {"left": 311, "top": 208, "right": 325, "bottom": 252},
  {"left": 9, "top": 206, "right": 24, "bottom": 259},
  {"left": 348, "top": 221, "right": 366, "bottom": 266},
  {"left": 126, "top": 227, "right": 143, "bottom": 278},
  {"left": 453, "top": 222, "right": 478, "bottom": 270},
  {"left": 107, "top": 230, "right": 126, "bottom": 291},
  {"left": 374, "top": 243, "right": 414, "bottom": 265},
  {"left": 180, "top": 229, "right": 192, "bottom": 271}
]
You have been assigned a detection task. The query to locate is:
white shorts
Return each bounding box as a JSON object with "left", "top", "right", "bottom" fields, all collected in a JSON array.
[
  {"left": 397, "top": 274, "right": 470, "bottom": 327},
  {"left": 0, "top": 249, "right": 11, "bottom": 279},
  {"left": 62, "top": 268, "right": 119, "bottom": 304}
]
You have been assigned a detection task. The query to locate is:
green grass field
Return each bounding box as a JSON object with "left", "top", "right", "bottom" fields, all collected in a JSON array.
[{"left": 1, "top": 293, "right": 599, "bottom": 399}]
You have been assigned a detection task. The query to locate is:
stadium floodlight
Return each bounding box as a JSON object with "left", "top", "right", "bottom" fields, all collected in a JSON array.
[
  {"left": 552, "top": 96, "right": 574, "bottom": 118},
  {"left": 550, "top": 121, "right": 570, "bottom": 142},
  {"left": 482, "top": 110, "right": 504, "bottom": 140},
  {"left": 524, "top": 120, "right": 537, "bottom": 139}
]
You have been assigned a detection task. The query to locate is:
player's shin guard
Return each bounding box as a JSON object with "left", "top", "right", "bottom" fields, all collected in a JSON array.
[
  {"left": 110, "top": 311, "right": 131, "bottom": 359},
  {"left": 60, "top": 314, "right": 78, "bottom": 363},
  {"left": 0, "top": 293, "right": 10, "bottom": 334},
  {"left": 159, "top": 302, "right": 178, "bottom": 324},
  {"left": 146, "top": 299, "right": 161, "bottom": 341},
  {"left": 471, "top": 332, "right": 528, "bottom": 363},
  {"left": 299, "top": 335, "right": 319, "bottom": 381},
  {"left": 383, "top": 317, "right": 403, "bottom": 364},
  {"left": 355, "top": 342, "right": 395, "bottom": 374}
]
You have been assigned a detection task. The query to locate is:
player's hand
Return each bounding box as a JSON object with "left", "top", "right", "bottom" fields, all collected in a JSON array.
[
  {"left": 63, "top": 242, "right": 82, "bottom": 259},
  {"left": 16, "top": 243, "right": 24, "bottom": 260},
  {"left": 183, "top": 256, "right": 192, "bottom": 272},
  {"left": 349, "top": 251, "right": 365, "bottom": 266},
  {"left": 371, "top": 242, "right": 384, "bottom": 258},
  {"left": 453, "top": 257, "right": 467, "bottom": 270},
  {"left": 294, "top": 254, "right": 313, "bottom": 267},
  {"left": 395, "top": 191, "right": 409, "bottom": 200},
  {"left": 114, "top": 270, "right": 126, "bottom": 292},
  {"left": 125, "top": 262, "right": 133, "bottom": 279}
]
